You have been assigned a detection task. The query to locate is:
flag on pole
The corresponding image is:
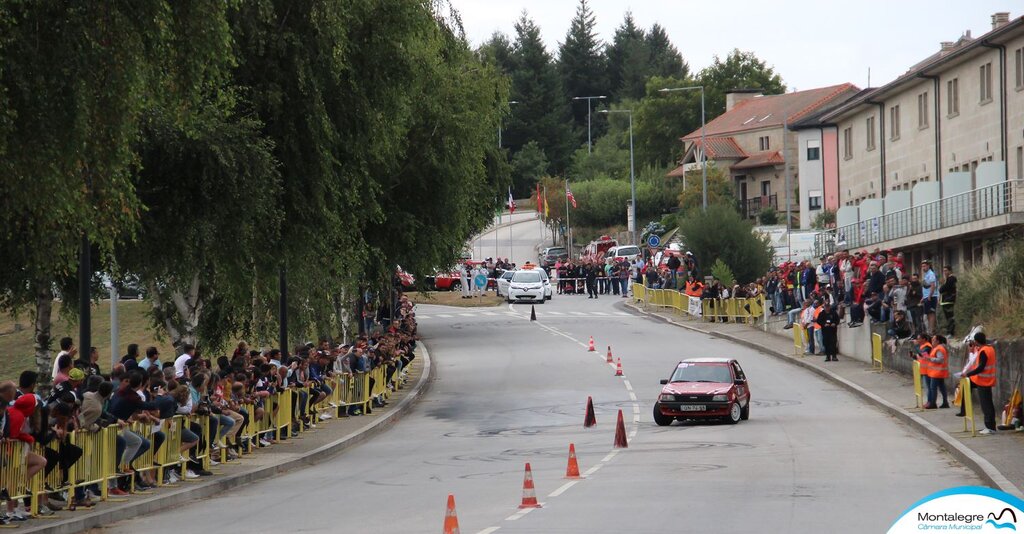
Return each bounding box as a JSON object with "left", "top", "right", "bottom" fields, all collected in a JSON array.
[
  {"left": 508, "top": 187, "right": 516, "bottom": 213},
  {"left": 535, "top": 183, "right": 542, "bottom": 213},
  {"left": 544, "top": 196, "right": 549, "bottom": 218},
  {"left": 566, "top": 183, "right": 577, "bottom": 208}
]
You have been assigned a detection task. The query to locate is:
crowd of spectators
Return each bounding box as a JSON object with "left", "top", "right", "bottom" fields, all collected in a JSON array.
[{"left": 0, "top": 293, "right": 419, "bottom": 525}]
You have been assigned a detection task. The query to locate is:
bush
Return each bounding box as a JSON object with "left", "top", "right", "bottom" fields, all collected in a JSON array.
[
  {"left": 678, "top": 203, "right": 773, "bottom": 284},
  {"left": 957, "top": 241, "right": 1024, "bottom": 338},
  {"left": 709, "top": 259, "right": 735, "bottom": 287},
  {"left": 758, "top": 207, "right": 779, "bottom": 225}
]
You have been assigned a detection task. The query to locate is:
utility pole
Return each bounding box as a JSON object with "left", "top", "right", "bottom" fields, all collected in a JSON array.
[{"left": 572, "top": 95, "right": 607, "bottom": 153}]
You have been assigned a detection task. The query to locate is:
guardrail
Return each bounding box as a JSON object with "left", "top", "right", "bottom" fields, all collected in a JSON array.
[
  {"left": 0, "top": 365, "right": 406, "bottom": 517},
  {"left": 815, "top": 179, "right": 1024, "bottom": 255},
  {"left": 631, "top": 283, "right": 766, "bottom": 324}
]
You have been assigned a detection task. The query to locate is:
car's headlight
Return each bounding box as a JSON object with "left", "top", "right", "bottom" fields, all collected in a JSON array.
[
  {"left": 659, "top": 394, "right": 674, "bottom": 402},
  {"left": 712, "top": 394, "right": 729, "bottom": 402}
]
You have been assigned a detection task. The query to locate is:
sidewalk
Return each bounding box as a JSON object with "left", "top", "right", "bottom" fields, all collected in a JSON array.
[
  {"left": 19, "top": 345, "right": 432, "bottom": 534},
  {"left": 623, "top": 301, "right": 1024, "bottom": 498}
]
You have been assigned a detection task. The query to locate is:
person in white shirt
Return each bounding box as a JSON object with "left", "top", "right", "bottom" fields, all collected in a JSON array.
[
  {"left": 174, "top": 344, "right": 196, "bottom": 379},
  {"left": 52, "top": 337, "right": 76, "bottom": 379}
]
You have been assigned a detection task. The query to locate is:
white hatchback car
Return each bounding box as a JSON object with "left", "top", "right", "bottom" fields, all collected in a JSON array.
[
  {"left": 507, "top": 270, "right": 547, "bottom": 303},
  {"left": 495, "top": 270, "right": 515, "bottom": 297}
]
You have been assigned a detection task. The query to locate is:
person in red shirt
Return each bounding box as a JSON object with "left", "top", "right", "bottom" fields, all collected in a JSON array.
[{"left": 4, "top": 394, "right": 47, "bottom": 522}]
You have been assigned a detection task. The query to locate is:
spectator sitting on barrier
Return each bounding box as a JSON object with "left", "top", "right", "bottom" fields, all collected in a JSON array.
[
  {"left": 3, "top": 394, "right": 47, "bottom": 523},
  {"left": 170, "top": 383, "right": 204, "bottom": 479},
  {"left": 888, "top": 310, "right": 912, "bottom": 339},
  {"left": 783, "top": 299, "right": 809, "bottom": 330}
]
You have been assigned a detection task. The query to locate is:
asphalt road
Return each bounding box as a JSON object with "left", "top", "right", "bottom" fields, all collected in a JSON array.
[{"left": 104, "top": 217, "right": 979, "bottom": 534}]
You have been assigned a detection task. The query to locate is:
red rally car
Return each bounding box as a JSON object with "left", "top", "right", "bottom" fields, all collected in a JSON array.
[{"left": 653, "top": 358, "right": 751, "bottom": 425}]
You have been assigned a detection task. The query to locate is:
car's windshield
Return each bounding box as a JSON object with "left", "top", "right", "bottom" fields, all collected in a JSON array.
[
  {"left": 617, "top": 246, "right": 640, "bottom": 256},
  {"left": 501, "top": 271, "right": 515, "bottom": 280},
  {"left": 669, "top": 363, "right": 732, "bottom": 383},
  {"left": 546, "top": 248, "right": 566, "bottom": 256},
  {"left": 512, "top": 272, "right": 542, "bottom": 283}
]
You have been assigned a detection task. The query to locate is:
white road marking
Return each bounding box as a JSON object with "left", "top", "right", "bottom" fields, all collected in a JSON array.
[
  {"left": 504, "top": 312, "right": 519, "bottom": 317},
  {"left": 614, "top": 312, "right": 631, "bottom": 316},
  {"left": 548, "top": 480, "right": 579, "bottom": 498},
  {"left": 436, "top": 314, "right": 453, "bottom": 318},
  {"left": 505, "top": 507, "right": 540, "bottom": 521},
  {"left": 622, "top": 380, "right": 633, "bottom": 392},
  {"left": 477, "top": 528, "right": 501, "bottom": 534},
  {"left": 546, "top": 311, "right": 564, "bottom": 315},
  {"left": 583, "top": 464, "right": 603, "bottom": 477},
  {"left": 601, "top": 450, "right": 619, "bottom": 463},
  {"left": 459, "top": 313, "right": 474, "bottom": 317},
  {"left": 628, "top": 391, "right": 637, "bottom": 402},
  {"left": 417, "top": 315, "right": 431, "bottom": 319},
  {"left": 571, "top": 311, "right": 589, "bottom": 315},
  {"left": 591, "top": 311, "right": 609, "bottom": 316},
  {"left": 482, "top": 312, "right": 498, "bottom": 316}
]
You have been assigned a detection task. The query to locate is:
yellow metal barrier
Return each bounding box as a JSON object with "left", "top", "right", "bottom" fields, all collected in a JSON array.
[
  {"left": 912, "top": 360, "right": 923, "bottom": 409},
  {"left": 153, "top": 417, "right": 186, "bottom": 485},
  {"left": 1, "top": 440, "right": 41, "bottom": 516},
  {"left": 960, "top": 378, "right": 976, "bottom": 437},
  {"left": 124, "top": 422, "right": 158, "bottom": 491},
  {"left": 793, "top": 324, "right": 805, "bottom": 356},
  {"left": 631, "top": 283, "right": 645, "bottom": 304},
  {"left": 871, "top": 333, "right": 883, "bottom": 371},
  {"left": 68, "top": 425, "right": 118, "bottom": 503}
]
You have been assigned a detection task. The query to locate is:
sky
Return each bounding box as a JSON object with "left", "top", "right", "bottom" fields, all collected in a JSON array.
[{"left": 446, "top": 0, "right": 1016, "bottom": 92}]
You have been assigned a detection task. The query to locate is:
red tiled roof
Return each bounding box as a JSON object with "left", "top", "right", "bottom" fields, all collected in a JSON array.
[
  {"left": 681, "top": 83, "right": 860, "bottom": 140},
  {"left": 666, "top": 164, "right": 687, "bottom": 178},
  {"left": 731, "top": 151, "right": 784, "bottom": 170},
  {"left": 695, "top": 136, "right": 747, "bottom": 159}
]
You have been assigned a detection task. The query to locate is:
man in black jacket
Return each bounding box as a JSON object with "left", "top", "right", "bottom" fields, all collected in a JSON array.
[{"left": 816, "top": 302, "right": 840, "bottom": 362}]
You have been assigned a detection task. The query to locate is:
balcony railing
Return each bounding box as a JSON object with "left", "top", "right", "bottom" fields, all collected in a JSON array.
[
  {"left": 814, "top": 179, "right": 1024, "bottom": 256},
  {"left": 740, "top": 194, "right": 778, "bottom": 220}
]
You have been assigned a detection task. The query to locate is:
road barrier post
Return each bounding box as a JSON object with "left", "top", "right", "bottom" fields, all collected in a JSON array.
[
  {"left": 912, "top": 360, "right": 923, "bottom": 409},
  {"left": 871, "top": 333, "right": 884, "bottom": 371},
  {"left": 961, "top": 377, "right": 976, "bottom": 436},
  {"left": 793, "top": 324, "right": 805, "bottom": 356}
]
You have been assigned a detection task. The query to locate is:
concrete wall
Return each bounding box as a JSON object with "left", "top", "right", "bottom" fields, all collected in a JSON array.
[
  {"left": 883, "top": 79, "right": 938, "bottom": 194},
  {"left": 837, "top": 106, "right": 883, "bottom": 205},
  {"left": 939, "top": 47, "right": 1002, "bottom": 175},
  {"left": 763, "top": 315, "right": 877, "bottom": 365}
]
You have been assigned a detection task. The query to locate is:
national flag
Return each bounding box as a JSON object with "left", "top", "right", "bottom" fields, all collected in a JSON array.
[
  {"left": 566, "top": 184, "right": 577, "bottom": 208},
  {"left": 535, "top": 183, "right": 542, "bottom": 213},
  {"left": 508, "top": 187, "right": 516, "bottom": 213},
  {"left": 544, "top": 196, "right": 549, "bottom": 218}
]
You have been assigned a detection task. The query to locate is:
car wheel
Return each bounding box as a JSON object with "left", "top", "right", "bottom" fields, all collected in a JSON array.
[
  {"left": 652, "top": 403, "right": 673, "bottom": 426},
  {"left": 449, "top": 281, "right": 461, "bottom": 292},
  {"left": 727, "top": 402, "right": 742, "bottom": 424},
  {"left": 740, "top": 401, "right": 750, "bottom": 421}
]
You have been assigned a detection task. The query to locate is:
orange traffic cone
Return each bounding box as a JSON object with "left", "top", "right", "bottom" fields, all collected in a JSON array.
[
  {"left": 443, "top": 494, "right": 460, "bottom": 534},
  {"left": 613, "top": 409, "right": 628, "bottom": 448},
  {"left": 519, "top": 462, "right": 542, "bottom": 509},
  {"left": 614, "top": 357, "right": 623, "bottom": 376},
  {"left": 583, "top": 396, "right": 596, "bottom": 428},
  {"left": 587, "top": 336, "right": 596, "bottom": 352},
  {"left": 565, "top": 443, "right": 582, "bottom": 479}
]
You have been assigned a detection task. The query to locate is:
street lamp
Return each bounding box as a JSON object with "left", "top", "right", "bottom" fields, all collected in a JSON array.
[
  {"left": 497, "top": 101, "right": 520, "bottom": 149},
  {"left": 598, "top": 108, "right": 637, "bottom": 246},
  {"left": 659, "top": 86, "right": 707, "bottom": 211},
  {"left": 572, "top": 95, "right": 607, "bottom": 153}
]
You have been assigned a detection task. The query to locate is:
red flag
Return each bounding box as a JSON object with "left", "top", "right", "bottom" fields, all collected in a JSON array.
[
  {"left": 508, "top": 187, "right": 516, "bottom": 213},
  {"left": 535, "top": 183, "right": 542, "bottom": 213},
  {"left": 566, "top": 184, "right": 577, "bottom": 208}
]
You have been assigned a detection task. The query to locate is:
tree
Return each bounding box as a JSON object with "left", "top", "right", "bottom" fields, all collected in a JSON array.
[
  {"left": 568, "top": 124, "right": 629, "bottom": 182},
  {"left": 512, "top": 141, "right": 550, "bottom": 192},
  {"left": 759, "top": 208, "right": 779, "bottom": 225},
  {"left": 558, "top": 0, "right": 608, "bottom": 147},
  {"left": 698, "top": 49, "right": 786, "bottom": 120},
  {"left": 604, "top": 12, "right": 647, "bottom": 101},
  {"left": 503, "top": 13, "right": 575, "bottom": 175},
  {"left": 0, "top": 1, "right": 231, "bottom": 389},
  {"left": 646, "top": 24, "right": 688, "bottom": 79},
  {"left": 634, "top": 75, "right": 701, "bottom": 167},
  {"left": 709, "top": 259, "right": 736, "bottom": 287},
  {"left": 676, "top": 164, "right": 736, "bottom": 212},
  {"left": 678, "top": 204, "right": 773, "bottom": 284},
  {"left": 479, "top": 32, "right": 515, "bottom": 73},
  {"left": 812, "top": 209, "right": 837, "bottom": 229}
]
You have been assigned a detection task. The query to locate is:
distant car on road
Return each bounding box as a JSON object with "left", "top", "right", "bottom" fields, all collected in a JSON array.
[
  {"left": 539, "top": 246, "right": 569, "bottom": 268},
  {"left": 653, "top": 358, "right": 751, "bottom": 425},
  {"left": 605, "top": 245, "right": 641, "bottom": 263}
]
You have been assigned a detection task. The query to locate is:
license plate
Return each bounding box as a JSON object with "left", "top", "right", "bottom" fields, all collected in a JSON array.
[{"left": 678, "top": 405, "right": 706, "bottom": 411}]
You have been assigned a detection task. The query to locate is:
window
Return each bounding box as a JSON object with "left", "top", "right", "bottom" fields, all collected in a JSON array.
[
  {"left": 1018, "top": 146, "right": 1023, "bottom": 180},
  {"left": 1016, "top": 48, "right": 1024, "bottom": 89},
  {"left": 843, "top": 127, "right": 853, "bottom": 160},
  {"left": 761, "top": 180, "right": 770, "bottom": 197},
  {"left": 759, "top": 136, "right": 770, "bottom": 151},
  {"left": 808, "top": 190, "right": 822, "bottom": 210},
  {"left": 980, "top": 62, "right": 993, "bottom": 103},
  {"left": 917, "top": 92, "right": 929, "bottom": 129},
  {"left": 866, "top": 116, "right": 876, "bottom": 151},
  {"left": 947, "top": 78, "right": 959, "bottom": 116},
  {"left": 890, "top": 105, "right": 901, "bottom": 140},
  {"left": 806, "top": 139, "right": 820, "bottom": 161}
]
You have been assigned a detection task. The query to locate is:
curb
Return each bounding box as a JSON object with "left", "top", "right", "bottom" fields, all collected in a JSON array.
[
  {"left": 621, "top": 301, "right": 1023, "bottom": 498},
  {"left": 25, "top": 343, "right": 435, "bottom": 534}
]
